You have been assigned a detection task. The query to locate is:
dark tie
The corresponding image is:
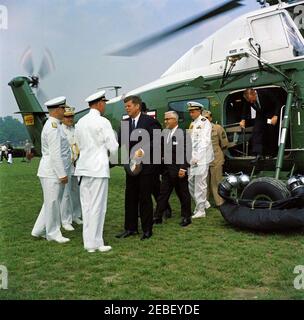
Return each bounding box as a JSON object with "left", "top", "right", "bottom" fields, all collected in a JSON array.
[{"left": 131, "top": 119, "right": 135, "bottom": 131}]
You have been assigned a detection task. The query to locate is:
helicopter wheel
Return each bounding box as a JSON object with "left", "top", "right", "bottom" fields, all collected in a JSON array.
[{"left": 241, "top": 177, "right": 290, "bottom": 202}]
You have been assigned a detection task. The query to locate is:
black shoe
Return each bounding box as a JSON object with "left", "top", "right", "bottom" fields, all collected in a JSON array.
[
  {"left": 251, "top": 154, "right": 263, "bottom": 165},
  {"left": 153, "top": 217, "right": 162, "bottom": 225},
  {"left": 140, "top": 231, "right": 152, "bottom": 240},
  {"left": 179, "top": 218, "right": 192, "bottom": 227},
  {"left": 163, "top": 208, "right": 172, "bottom": 219},
  {"left": 115, "top": 230, "right": 138, "bottom": 238}
]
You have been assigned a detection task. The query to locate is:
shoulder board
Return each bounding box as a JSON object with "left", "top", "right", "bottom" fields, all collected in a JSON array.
[{"left": 51, "top": 122, "right": 58, "bottom": 128}]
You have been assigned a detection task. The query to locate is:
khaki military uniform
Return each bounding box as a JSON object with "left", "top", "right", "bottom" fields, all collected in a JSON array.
[{"left": 208, "top": 123, "right": 228, "bottom": 206}]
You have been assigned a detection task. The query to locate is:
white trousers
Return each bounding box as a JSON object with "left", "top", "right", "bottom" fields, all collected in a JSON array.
[
  {"left": 188, "top": 165, "right": 209, "bottom": 213},
  {"left": 32, "top": 178, "right": 64, "bottom": 240},
  {"left": 80, "top": 177, "right": 109, "bottom": 250},
  {"left": 61, "top": 176, "right": 82, "bottom": 225},
  {"left": 7, "top": 154, "right": 13, "bottom": 164}
]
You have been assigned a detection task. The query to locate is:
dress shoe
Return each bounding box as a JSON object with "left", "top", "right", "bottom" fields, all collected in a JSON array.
[
  {"left": 53, "top": 236, "right": 70, "bottom": 244},
  {"left": 115, "top": 230, "right": 138, "bottom": 238},
  {"left": 140, "top": 231, "right": 152, "bottom": 240},
  {"left": 31, "top": 232, "right": 46, "bottom": 239},
  {"left": 179, "top": 218, "right": 192, "bottom": 227},
  {"left": 73, "top": 218, "right": 83, "bottom": 225},
  {"left": 192, "top": 210, "right": 206, "bottom": 219},
  {"left": 163, "top": 208, "right": 172, "bottom": 219},
  {"left": 62, "top": 223, "right": 75, "bottom": 231},
  {"left": 250, "top": 154, "right": 263, "bottom": 165},
  {"left": 98, "top": 245, "right": 112, "bottom": 252},
  {"left": 153, "top": 217, "right": 163, "bottom": 225}
]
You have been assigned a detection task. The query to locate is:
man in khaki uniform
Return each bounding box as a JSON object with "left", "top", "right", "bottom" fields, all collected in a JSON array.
[{"left": 202, "top": 110, "right": 228, "bottom": 207}]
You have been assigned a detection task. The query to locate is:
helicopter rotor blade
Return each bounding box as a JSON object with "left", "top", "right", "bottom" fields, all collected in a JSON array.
[
  {"left": 36, "top": 88, "right": 48, "bottom": 105},
  {"left": 109, "top": 0, "right": 243, "bottom": 56},
  {"left": 38, "top": 48, "right": 55, "bottom": 79},
  {"left": 20, "top": 46, "right": 34, "bottom": 75}
]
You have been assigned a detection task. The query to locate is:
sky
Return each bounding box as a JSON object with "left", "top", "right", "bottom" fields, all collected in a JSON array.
[{"left": 0, "top": 0, "right": 261, "bottom": 119}]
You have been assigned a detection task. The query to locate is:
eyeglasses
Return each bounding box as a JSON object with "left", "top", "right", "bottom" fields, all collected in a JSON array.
[{"left": 164, "top": 118, "right": 175, "bottom": 121}]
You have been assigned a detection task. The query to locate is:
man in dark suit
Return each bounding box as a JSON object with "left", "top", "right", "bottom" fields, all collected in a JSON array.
[
  {"left": 153, "top": 111, "right": 192, "bottom": 227},
  {"left": 116, "top": 95, "right": 162, "bottom": 240},
  {"left": 239, "top": 88, "right": 282, "bottom": 162}
]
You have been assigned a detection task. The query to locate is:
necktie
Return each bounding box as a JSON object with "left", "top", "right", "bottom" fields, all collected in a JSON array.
[
  {"left": 131, "top": 119, "right": 135, "bottom": 131},
  {"left": 167, "top": 130, "right": 172, "bottom": 144}
]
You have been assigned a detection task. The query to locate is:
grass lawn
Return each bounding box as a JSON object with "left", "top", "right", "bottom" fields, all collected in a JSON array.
[{"left": 0, "top": 158, "right": 304, "bottom": 300}]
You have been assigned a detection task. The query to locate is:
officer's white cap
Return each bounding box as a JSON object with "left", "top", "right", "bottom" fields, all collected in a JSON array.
[
  {"left": 44, "top": 96, "right": 66, "bottom": 108},
  {"left": 85, "top": 90, "right": 108, "bottom": 104},
  {"left": 187, "top": 101, "right": 204, "bottom": 111}
]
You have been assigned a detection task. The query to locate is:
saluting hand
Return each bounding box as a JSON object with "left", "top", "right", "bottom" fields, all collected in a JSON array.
[{"left": 60, "top": 176, "right": 68, "bottom": 184}]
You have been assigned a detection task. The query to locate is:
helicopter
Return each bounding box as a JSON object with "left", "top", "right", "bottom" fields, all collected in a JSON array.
[{"left": 8, "top": 0, "right": 304, "bottom": 203}]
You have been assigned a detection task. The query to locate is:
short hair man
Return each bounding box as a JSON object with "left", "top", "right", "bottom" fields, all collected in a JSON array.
[
  {"left": 32, "top": 96, "right": 70, "bottom": 243},
  {"left": 239, "top": 88, "right": 281, "bottom": 162},
  {"left": 74, "top": 90, "right": 118, "bottom": 253},
  {"left": 154, "top": 111, "right": 192, "bottom": 227},
  {"left": 116, "top": 95, "right": 162, "bottom": 240}
]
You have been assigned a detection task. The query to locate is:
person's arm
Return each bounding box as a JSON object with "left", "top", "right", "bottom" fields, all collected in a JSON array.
[
  {"left": 103, "top": 119, "right": 119, "bottom": 156},
  {"left": 48, "top": 127, "right": 67, "bottom": 183},
  {"left": 219, "top": 126, "right": 229, "bottom": 150}
]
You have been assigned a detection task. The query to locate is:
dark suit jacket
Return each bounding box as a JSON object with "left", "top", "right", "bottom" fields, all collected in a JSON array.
[
  {"left": 162, "top": 127, "right": 190, "bottom": 177},
  {"left": 241, "top": 88, "right": 282, "bottom": 121},
  {"left": 118, "top": 113, "right": 162, "bottom": 175}
]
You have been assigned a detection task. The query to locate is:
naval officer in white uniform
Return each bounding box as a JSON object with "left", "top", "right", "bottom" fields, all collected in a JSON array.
[
  {"left": 74, "top": 90, "right": 119, "bottom": 253},
  {"left": 31, "top": 96, "right": 70, "bottom": 243},
  {"left": 60, "top": 106, "right": 83, "bottom": 231},
  {"left": 187, "top": 101, "right": 214, "bottom": 218}
]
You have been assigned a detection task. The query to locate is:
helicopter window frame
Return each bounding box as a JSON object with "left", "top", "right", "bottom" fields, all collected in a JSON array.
[
  {"left": 281, "top": 11, "right": 304, "bottom": 57},
  {"left": 168, "top": 98, "right": 209, "bottom": 112},
  {"left": 168, "top": 97, "right": 210, "bottom": 123},
  {"left": 249, "top": 11, "right": 289, "bottom": 54}
]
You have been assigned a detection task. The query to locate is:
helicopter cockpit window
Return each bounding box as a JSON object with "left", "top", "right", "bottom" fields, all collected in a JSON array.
[
  {"left": 251, "top": 14, "right": 288, "bottom": 53},
  {"left": 168, "top": 98, "right": 209, "bottom": 122},
  {"left": 282, "top": 13, "right": 304, "bottom": 57}
]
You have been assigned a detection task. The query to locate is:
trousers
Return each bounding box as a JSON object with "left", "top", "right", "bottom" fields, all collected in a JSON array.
[
  {"left": 80, "top": 177, "right": 109, "bottom": 250},
  {"left": 32, "top": 177, "right": 64, "bottom": 240}
]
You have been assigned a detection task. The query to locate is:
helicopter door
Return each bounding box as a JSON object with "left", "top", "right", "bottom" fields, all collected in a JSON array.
[{"left": 167, "top": 97, "right": 210, "bottom": 129}]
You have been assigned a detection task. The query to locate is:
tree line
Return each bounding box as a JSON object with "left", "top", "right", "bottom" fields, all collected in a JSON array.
[{"left": 0, "top": 116, "right": 30, "bottom": 146}]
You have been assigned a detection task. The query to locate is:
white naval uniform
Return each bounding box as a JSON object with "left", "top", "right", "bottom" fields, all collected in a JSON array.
[
  {"left": 32, "top": 117, "right": 69, "bottom": 241},
  {"left": 74, "top": 109, "right": 119, "bottom": 251},
  {"left": 188, "top": 115, "right": 214, "bottom": 214},
  {"left": 60, "top": 124, "right": 82, "bottom": 226}
]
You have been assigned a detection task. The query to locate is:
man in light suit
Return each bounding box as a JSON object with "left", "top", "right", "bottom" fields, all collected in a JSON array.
[
  {"left": 75, "top": 90, "right": 118, "bottom": 253},
  {"left": 31, "top": 96, "right": 70, "bottom": 243},
  {"left": 187, "top": 101, "right": 214, "bottom": 218}
]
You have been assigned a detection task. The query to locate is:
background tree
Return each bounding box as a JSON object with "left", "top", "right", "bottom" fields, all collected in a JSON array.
[{"left": 0, "top": 116, "right": 30, "bottom": 146}]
